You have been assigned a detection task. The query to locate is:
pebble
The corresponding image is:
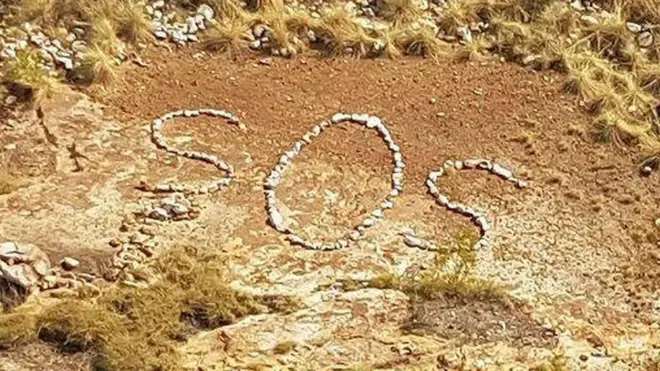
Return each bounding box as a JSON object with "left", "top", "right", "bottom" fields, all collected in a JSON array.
[
  {"left": 641, "top": 166, "right": 652, "bottom": 176},
  {"left": 580, "top": 15, "right": 599, "bottom": 25},
  {"left": 638, "top": 31, "right": 654, "bottom": 48},
  {"left": 626, "top": 22, "right": 642, "bottom": 33},
  {"left": 61, "top": 257, "right": 80, "bottom": 270}
]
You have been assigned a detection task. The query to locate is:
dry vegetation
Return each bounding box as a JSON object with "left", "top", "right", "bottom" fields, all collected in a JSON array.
[
  {"left": 0, "top": 246, "right": 299, "bottom": 370},
  {"left": 365, "top": 230, "right": 508, "bottom": 301}
]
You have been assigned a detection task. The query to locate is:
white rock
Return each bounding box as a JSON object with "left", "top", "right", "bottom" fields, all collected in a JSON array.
[
  {"left": 638, "top": 31, "right": 654, "bottom": 48},
  {"left": 580, "top": 15, "right": 599, "bottom": 25},
  {"left": 154, "top": 30, "right": 168, "bottom": 40},
  {"left": 366, "top": 116, "right": 381, "bottom": 128},
  {"left": 152, "top": 0, "right": 165, "bottom": 9},
  {"left": 197, "top": 4, "right": 215, "bottom": 21},
  {"left": 626, "top": 22, "right": 642, "bottom": 33},
  {"left": 61, "top": 257, "right": 80, "bottom": 270}
]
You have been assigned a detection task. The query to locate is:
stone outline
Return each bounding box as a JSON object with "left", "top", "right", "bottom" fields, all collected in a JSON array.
[
  {"left": 148, "top": 108, "right": 245, "bottom": 194},
  {"left": 402, "top": 159, "right": 530, "bottom": 251},
  {"left": 264, "top": 112, "right": 405, "bottom": 251}
]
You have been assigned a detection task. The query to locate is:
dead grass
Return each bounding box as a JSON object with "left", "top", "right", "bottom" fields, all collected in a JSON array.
[
  {"left": 203, "top": 18, "right": 251, "bottom": 56},
  {"left": 367, "top": 230, "right": 507, "bottom": 301},
  {"left": 73, "top": 44, "right": 120, "bottom": 85},
  {"left": 390, "top": 24, "right": 452, "bottom": 59},
  {"left": 0, "top": 246, "right": 298, "bottom": 370},
  {"left": 378, "top": 0, "right": 423, "bottom": 26},
  {"left": 307, "top": 8, "right": 379, "bottom": 57},
  {"left": 0, "top": 49, "right": 62, "bottom": 105}
]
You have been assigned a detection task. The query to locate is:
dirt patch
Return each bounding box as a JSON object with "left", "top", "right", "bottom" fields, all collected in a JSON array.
[
  {"left": 0, "top": 342, "right": 91, "bottom": 371},
  {"left": 405, "top": 294, "right": 556, "bottom": 348}
]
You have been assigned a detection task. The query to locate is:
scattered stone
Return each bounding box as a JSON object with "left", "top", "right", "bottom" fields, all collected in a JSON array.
[
  {"left": 637, "top": 31, "right": 654, "bottom": 48},
  {"left": 626, "top": 22, "right": 642, "bottom": 33},
  {"left": 641, "top": 166, "right": 652, "bottom": 177},
  {"left": 4, "top": 95, "right": 17, "bottom": 105},
  {"left": 580, "top": 15, "right": 599, "bottom": 25},
  {"left": 61, "top": 257, "right": 80, "bottom": 270},
  {"left": 197, "top": 4, "right": 215, "bottom": 21}
]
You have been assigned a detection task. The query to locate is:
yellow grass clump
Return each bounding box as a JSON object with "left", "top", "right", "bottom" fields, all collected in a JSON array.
[
  {"left": 0, "top": 246, "right": 299, "bottom": 370},
  {"left": 1, "top": 49, "right": 62, "bottom": 105}
]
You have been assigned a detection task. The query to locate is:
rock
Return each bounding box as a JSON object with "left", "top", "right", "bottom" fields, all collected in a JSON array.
[
  {"left": 154, "top": 30, "right": 168, "bottom": 40},
  {"left": 197, "top": 4, "right": 215, "bottom": 21},
  {"left": 61, "top": 257, "right": 80, "bottom": 270},
  {"left": 638, "top": 31, "right": 653, "bottom": 48},
  {"left": 0, "top": 261, "right": 40, "bottom": 290},
  {"left": 642, "top": 166, "right": 653, "bottom": 176},
  {"left": 580, "top": 15, "right": 599, "bottom": 25},
  {"left": 54, "top": 55, "right": 73, "bottom": 70},
  {"left": 5, "top": 95, "right": 17, "bottom": 105},
  {"left": 187, "top": 18, "right": 199, "bottom": 34},
  {"left": 0, "top": 242, "right": 49, "bottom": 266},
  {"left": 626, "top": 22, "right": 642, "bottom": 33},
  {"left": 253, "top": 24, "right": 266, "bottom": 38},
  {"left": 71, "top": 40, "right": 87, "bottom": 53},
  {"left": 457, "top": 26, "right": 472, "bottom": 43},
  {"left": 152, "top": 0, "right": 165, "bottom": 9},
  {"left": 249, "top": 40, "right": 261, "bottom": 50}
]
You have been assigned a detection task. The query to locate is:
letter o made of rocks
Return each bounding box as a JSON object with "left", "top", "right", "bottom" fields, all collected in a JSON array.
[{"left": 264, "top": 113, "right": 405, "bottom": 250}]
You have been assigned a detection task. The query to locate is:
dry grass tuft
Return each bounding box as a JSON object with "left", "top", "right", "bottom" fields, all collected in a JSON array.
[
  {"left": 391, "top": 25, "right": 451, "bottom": 58},
  {"left": 0, "top": 245, "right": 298, "bottom": 370},
  {"left": 116, "top": 0, "right": 154, "bottom": 44},
  {"left": 366, "top": 230, "right": 507, "bottom": 301},
  {"left": 73, "top": 44, "right": 120, "bottom": 85},
  {"left": 0, "top": 310, "right": 38, "bottom": 349},
  {"left": 0, "top": 176, "right": 19, "bottom": 196},
  {"left": 378, "top": 0, "right": 423, "bottom": 26},
  {"left": 1, "top": 49, "right": 62, "bottom": 105},
  {"left": 203, "top": 18, "right": 250, "bottom": 56},
  {"left": 308, "top": 8, "right": 378, "bottom": 57}
]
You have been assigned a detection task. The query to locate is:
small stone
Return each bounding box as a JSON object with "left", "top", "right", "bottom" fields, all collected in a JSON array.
[
  {"left": 152, "top": 0, "right": 165, "bottom": 9},
  {"left": 580, "top": 15, "right": 599, "bottom": 25},
  {"left": 626, "top": 22, "right": 642, "bottom": 33},
  {"left": 5, "top": 95, "right": 17, "bottom": 105},
  {"left": 404, "top": 235, "right": 424, "bottom": 248},
  {"left": 456, "top": 26, "right": 472, "bottom": 43},
  {"left": 154, "top": 30, "right": 168, "bottom": 40},
  {"left": 61, "top": 257, "right": 80, "bottom": 270},
  {"left": 638, "top": 31, "right": 653, "bottom": 48},
  {"left": 641, "top": 166, "right": 652, "bottom": 176},
  {"left": 197, "top": 4, "right": 215, "bottom": 21}
]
